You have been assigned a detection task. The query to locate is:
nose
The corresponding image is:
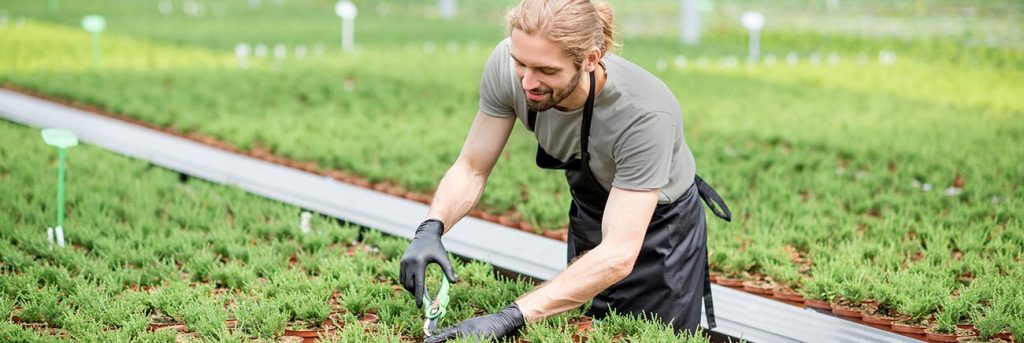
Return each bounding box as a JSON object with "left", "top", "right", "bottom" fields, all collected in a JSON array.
[{"left": 521, "top": 69, "right": 540, "bottom": 91}]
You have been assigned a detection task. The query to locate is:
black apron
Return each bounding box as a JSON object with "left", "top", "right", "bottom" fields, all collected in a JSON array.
[{"left": 526, "top": 71, "right": 732, "bottom": 334}]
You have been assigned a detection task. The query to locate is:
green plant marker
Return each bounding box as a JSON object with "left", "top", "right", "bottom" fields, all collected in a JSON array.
[
  {"left": 41, "top": 128, "right": 78, "bottom": 248},
  {"left": 81, "top": 15, "right": 106, "bottom": 68}
]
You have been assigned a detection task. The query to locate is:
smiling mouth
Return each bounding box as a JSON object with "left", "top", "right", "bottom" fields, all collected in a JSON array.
[{"left": 526, "top": 90, "right": 548, "bottom": 101}]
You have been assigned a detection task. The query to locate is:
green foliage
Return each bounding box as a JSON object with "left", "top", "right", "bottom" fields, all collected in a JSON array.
[
  {"left": 185, "top": 249, "right": 220, "bottom": 282},
  {"left": 210, "top": 260, "right": 255, "bottom": 290},
  {"left": 16, "top": 286, "right": 65, "bottom": 326},
  {"left": 236, "top": 297, "right": 288, "bottom": 339},
  {"left": 180, "top": 298, "right": 229, "bottom": 341}
]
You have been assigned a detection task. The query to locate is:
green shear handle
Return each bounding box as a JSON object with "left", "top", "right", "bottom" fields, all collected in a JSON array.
[{"left": 422, "top": 275, "right": 450, "bottom": 337}]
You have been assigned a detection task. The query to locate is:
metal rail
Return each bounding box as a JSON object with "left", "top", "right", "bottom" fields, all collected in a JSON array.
[{"left": 0, "top": 88, "right": 920, "bottom": 342}]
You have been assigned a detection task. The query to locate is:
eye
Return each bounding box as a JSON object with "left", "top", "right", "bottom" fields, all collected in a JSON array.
[{"left": 540, "top": 68, "right": 557, "bottom": 75}]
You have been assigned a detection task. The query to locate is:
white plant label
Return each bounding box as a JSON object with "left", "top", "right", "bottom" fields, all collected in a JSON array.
[
  {"left": 741, "top": 11, "right": 764, "bottom": 62},
  {"left": 335, "top": 1, "right": 357, "bottom": 53},
  {"left": 82, "top": 15, "right": 105, "bottom": 33}
]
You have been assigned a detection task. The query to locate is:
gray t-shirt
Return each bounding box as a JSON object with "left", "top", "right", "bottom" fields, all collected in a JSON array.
[{"left": 479, "top": 38, "right": 696, "bottom": 204}]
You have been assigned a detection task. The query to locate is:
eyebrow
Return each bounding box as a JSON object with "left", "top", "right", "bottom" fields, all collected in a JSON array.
[{"left": 510, "top": 54, "right": 563, "bottom": 72}]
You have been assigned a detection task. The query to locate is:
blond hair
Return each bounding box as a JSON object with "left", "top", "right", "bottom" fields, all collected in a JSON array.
[{"left": 507, "top": 0, "right": 619, "bottom": 68}]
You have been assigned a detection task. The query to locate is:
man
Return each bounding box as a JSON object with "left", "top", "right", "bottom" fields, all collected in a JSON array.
[{"left": 400, "top": 0, "right": 731, "bottom": 341}]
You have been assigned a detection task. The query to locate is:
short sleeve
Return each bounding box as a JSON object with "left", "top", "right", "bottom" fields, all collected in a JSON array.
[
  {"left": 611, "top": 112, "right": 675, "bottom": 191},
  {"left": 478, "top": 41, "right": 516, "bottom": 118}
]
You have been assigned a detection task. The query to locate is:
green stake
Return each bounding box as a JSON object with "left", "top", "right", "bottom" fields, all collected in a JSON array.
[
  {"left": 41, "top": 128, "right": 78, "bottom": 248},
  {"left": 81, "top": 15, "right": 106, "bottom": 68}
]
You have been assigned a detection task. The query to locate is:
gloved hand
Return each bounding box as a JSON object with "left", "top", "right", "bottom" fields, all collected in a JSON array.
[
  {"left": 424, "top": 303, "right": 526, "bottom": 343},
  {"left": 400, "top": 219, "right": 458, "bottom": 308}
]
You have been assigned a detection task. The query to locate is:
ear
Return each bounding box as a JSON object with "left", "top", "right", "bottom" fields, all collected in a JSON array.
[{"left": 586, "top": 48, "right": 602, "bottom": 72}]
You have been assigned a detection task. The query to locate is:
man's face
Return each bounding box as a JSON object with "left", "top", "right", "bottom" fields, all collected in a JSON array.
[{"left": 510, "top": 29, "right": 582, "bottom": 112}]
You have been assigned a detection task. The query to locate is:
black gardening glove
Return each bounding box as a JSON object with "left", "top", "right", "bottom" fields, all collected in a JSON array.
[
  {"left": 400, "top": 219, "right": 458, "bottom": 308},
  {"left": 424, "top": 303, "right": 526, "bottom": 343}
]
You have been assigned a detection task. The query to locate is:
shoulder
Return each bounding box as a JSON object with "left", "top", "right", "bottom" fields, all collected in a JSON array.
[{"left": 603, "top": 54, "right": 681, "bottom": 116}]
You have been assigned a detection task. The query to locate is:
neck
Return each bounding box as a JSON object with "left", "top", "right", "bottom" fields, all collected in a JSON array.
[{"left": 554, "top": 63, "right": 606, "bottom": 112}]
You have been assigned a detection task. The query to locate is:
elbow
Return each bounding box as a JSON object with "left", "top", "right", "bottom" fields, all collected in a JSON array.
[{"left": 602, "top": 249, "right": 639, "bottom": 281}]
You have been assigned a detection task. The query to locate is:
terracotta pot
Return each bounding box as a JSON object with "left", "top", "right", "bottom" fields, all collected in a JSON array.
[
  {"left": 351, "top": 178, "right": 372, "bottom": 188},
  {"left": 925, "top": 326, "right": 976, "bottom": 343},
  {"left": 497, "top": 216, "right": 517, "bottom": 227},
  {"left": 804, "top": 299, "right": 833, "bottom": 310},
  {"left": 385, "top": 185, "right": 407, "bottom": 198},
  {"left": 480, "top": 212, "right": 500, "bottom": 223},
  {"left": 742, "top": 280, "right": 775, "bottom": 295},
  {"left": 225, "top": 319, "right": 236, "bottom": 329},
  {"left": 361, "top": 312, "right": 379, "bottom": 324},
  {"left": 574, "top": 316, "right": 593, "bottom": 333},
  {"left": 708, "top": 272, "right": 720, "bottom": 283},
  {"left": 543, "top": 229, "right": 568, "bottom": 241},
  {"left": 716, "top": 277, "right": 745, "bottom": 288},
  {"left": 147, "top": 323, "right": 186, "bottom": 332},
  {"left": 892, "top": 321, "right": 929, "bottom": 335},
  {"left": 772, "top": 288, "right": 805, "bottom": 304},
  {"left": 284, "top": 325, "right": 333, "bottom": 343},
  {"left": 519, "top": 221, "right": 535, "bottom": 233},
  {"left": 994, "top": 332, "right": 1014, "bottom": 341},
  {"left": 862, "top": 312, "right": 897, "bottom": 326},
  {"left": 830, "top": 303, "right": 864, "bottom": 319}
]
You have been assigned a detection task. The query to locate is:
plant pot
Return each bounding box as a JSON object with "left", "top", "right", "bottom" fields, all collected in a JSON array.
[
  {"left": 830, "top": 303, "right": 864, "bottom": 319},
  {"left": 542, "top": 229, "right": 568, "bottom": 241},
  {"left": 497, "top": 215, "right": 517, "bottom": 227},
  {"left": 772, "top": 287, "right": 805, "bottom": 304},
  {"left": 147, "top": 322, "right": 185, "bottom": 332},
  {"left": 925, "top": 326, "right": 977, "bottom": 343},
  {"left": 519, "top": 221, "right": 535, "bottom": 233},
  {"left": 573, "top": 316, "right": 593, "bottom": 333},
  {"left": 708, "top": 272, "right": 720, "bottom": 283},
  {"left": 892, "top": 320, "right": 929, "bottom": 335},
  {"left": 804, "top": 299, "right": 833, "bottom": 310},
  {"left": 284, "top": 317, "right": 337, "bottom": 339},
  {"left": 361, "top": 312, "right": 379, "bottom": 324},
  {"left": 862, "top": 312, "right": 897, "bottom": 326},
  {"left": 715, "top": 277, "right": 745, "bottom": 288},
  {"left": 994, "top": 332, "right": 1014, "bottom": 341},
  {"left": 384, "top": 185, "right": 407, "bottom": 198},
  {"left": 742, "top": 280, "right": 775, "bottom": 295},
  {"left": 480, "top": 212, "right": 500, "bottom": 223}
]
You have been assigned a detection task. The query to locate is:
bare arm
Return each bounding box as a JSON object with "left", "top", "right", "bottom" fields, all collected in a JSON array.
[
  {"left": 514, "top": 187, "right": 659, "bottom": 322},
  {"left": 427, "top": 111, "right": 516, "bottom": 233}
]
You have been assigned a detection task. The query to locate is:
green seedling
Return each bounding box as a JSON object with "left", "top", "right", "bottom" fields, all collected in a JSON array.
[{"left": 41, "top": 128, "right": 78, "bottom": 249}]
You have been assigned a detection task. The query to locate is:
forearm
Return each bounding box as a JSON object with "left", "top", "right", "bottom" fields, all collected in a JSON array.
[
  {"left": 514, "top": 244, "right": 633, "bottom": 323},
  {"left": 426, "top": 158, "right": 488, "bottom": 233}
]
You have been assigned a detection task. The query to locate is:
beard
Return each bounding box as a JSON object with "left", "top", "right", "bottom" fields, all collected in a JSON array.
[{"left": 524, "top": 68, "right": 583, "bottom": 112}]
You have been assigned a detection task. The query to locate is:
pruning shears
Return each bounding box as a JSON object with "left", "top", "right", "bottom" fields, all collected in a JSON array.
[{"left": 422, "top": 275, "right": 451, "bottom": 337}]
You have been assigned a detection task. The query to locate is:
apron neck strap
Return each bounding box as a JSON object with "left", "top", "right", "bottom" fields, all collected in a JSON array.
[{"left": 579, "top": 70, "right": 596, "bottom": 162}]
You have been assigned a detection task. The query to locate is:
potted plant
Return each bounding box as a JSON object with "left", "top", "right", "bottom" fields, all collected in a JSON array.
[
  {"left": 282, "top": 292, "right": 335, "bottom": 342},
  {"left": 716, "top": 253, "right": 754, "bottom": 287},
  {"left": 892, "top": 294, "right": 937, "bottom": 335},
  {"left": 800, "top": 270, "right": 838, "bottom": 310},
  {"left": 235, "top": 297, "right": 289, "bottom": 339},
  {"left": 831, "top": 276, "right": 870, "bottom": 319},
  {"left": 862, "top": 283, "right": 902, "bottom": 327},
  {"left": 765, "top": 262, "right": 806, "bottom": 304}
]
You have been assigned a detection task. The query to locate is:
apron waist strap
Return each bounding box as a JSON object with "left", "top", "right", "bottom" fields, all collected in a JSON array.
[
  {"left": 694, "top": 175, "right": 732, "bottom": 222},
  {"left": 703, "top": 253, "right": 716, "bottom": 329}
]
